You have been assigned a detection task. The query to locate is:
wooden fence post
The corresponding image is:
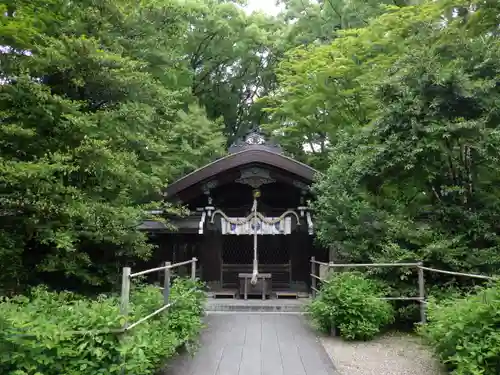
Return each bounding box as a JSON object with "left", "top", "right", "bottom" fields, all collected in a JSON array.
[
  {"left": 328, "top": 261, "right": 337, "bottom": 336},
  {"left": 311, "top": 256, "right": 316, "bottom": 298},
  {"left": 329, "top": 261, "right": 335, "bottom": 278},
  {"left": 120, "top": 267, "right": 131, "bottom": 325},
  {"left": 164, "top": 261, "right": 171, "bottom": 305},
  {"left": 191, "top": 257, "right": 197, "bottom": 281},
  {"left": 120, "top": 267, "right": 131, "bottom": 375},
  {"left": 418, "top": 262, "right": 426, "bottom": 324}
]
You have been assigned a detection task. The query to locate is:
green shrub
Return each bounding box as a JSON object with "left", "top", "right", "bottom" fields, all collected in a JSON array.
[
  {"left": 0, "top": 278, "right": 206, "bottom": 375},
  {"left": 306, "top": 272, "right": 395, "bottom": 340},
  {"left": 164, "top": 278, "right": 205, "bottom": 352},
  {"left": 419, "top": 282, "right": 500, "bottom": 375}
]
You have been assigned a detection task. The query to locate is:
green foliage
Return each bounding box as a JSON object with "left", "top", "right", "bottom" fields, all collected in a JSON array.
[
  {"left": 185, "top": 0, "right": 283, "bottom": 142},
  {"left": 306, "top": 272, "right": 394, "bottom": 340},
  {"left": 0, "top": 278, "right": 206, "bottom": 374},
  {"left": 263, "top": 0, "right": 425, "bottom": 169},
  {"left": 419, "top": 282, "right": 500, "bottom": 375},
  {"left": 264, "top": 0, "right": 500, "bottom": 301},
  {"left": 164, "top": 277, "right": 206, "bottom": 352},
  {"left": 0, "top": 0, "right": 226, "bottom": 292}
]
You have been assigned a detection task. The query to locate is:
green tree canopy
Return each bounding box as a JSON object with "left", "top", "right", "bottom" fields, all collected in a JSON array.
[
  {"left": 0, "top": 0, "right": 225, "bottom": 292},
  {"left": 292, "top": 0, "right": 500, "bottom": 287}
]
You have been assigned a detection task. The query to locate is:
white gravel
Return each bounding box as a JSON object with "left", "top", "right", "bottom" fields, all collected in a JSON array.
[{"left": 321, "top": 332, "right": 445, "bottom": 375}]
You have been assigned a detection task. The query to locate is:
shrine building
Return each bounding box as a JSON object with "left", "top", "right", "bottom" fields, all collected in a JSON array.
[{"left": 139, "top": 132, "right": 329, "bottom": 298}]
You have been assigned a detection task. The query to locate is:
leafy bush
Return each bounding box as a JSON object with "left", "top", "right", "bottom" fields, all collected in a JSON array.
[
  {"left": 419, "top": 282, "right": 500, "bottom": 375},
  {"left": 306, "top": 272, "right": 394, "bottom": 340},
  {"left": 164, "top": 278, "right": 205, "bottom": 352},
  {"left": 0, "top": 278, "right": 205, "bottom": 375}
]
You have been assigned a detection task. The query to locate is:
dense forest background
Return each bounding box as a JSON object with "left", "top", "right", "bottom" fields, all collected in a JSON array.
[{"left": 1, "top": 0, "right": 499, "bottom": 295}]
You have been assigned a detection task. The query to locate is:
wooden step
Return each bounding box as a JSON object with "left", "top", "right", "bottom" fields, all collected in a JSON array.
[
  {"left": 297, "top": 292, "right": 310, "bottom": 299},
  {"left": 275, "top": 291, "right": 298, "bottom": 299},
  {"left": 208, "top": 290, "right": 238, "bottom": 299}
]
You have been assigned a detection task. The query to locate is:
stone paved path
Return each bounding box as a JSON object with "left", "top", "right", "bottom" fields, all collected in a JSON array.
[{"left": 162, "top": 314, "right": 338, "bottom": 375}]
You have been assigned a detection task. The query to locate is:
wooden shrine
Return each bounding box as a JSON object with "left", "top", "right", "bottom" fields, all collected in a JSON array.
[{"left": 138, "top": 131, "right": 329, "bottom": 298}]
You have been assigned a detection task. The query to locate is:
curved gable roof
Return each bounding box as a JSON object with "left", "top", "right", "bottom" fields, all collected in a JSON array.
[{"left": 165, "top": 146, "right": 318, "bottom": 198}]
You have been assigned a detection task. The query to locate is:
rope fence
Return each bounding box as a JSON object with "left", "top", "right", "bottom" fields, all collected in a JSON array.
[
  {"left": 121, "top": 257, "right": 198, "bottom": 330},
  {"left": 6, "top": 257, "right": 199, "bottom": 339},
  {"left": 309, "top": 256, "right": 498, "bottom": 324}
]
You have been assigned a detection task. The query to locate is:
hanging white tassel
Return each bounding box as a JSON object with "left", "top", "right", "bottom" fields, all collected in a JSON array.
[{"left": 251, "top": 268, "right": 258, "bottom": 285}]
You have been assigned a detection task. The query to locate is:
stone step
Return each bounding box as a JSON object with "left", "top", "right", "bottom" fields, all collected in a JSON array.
[{"left": 204, "top": 298, "right": 310, "bottom": 313}]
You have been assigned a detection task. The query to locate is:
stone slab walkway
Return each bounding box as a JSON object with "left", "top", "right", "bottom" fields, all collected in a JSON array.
[{"left": 162, "top": 314, "right": 338, "bottom": 375}]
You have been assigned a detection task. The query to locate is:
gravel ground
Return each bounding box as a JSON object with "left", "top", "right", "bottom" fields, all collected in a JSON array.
[{"left": 321, "top": 332, "right": 445, "bottom": 375}]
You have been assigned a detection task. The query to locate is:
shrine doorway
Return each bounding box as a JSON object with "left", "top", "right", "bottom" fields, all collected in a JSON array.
[
  {"left": 222, "top": 235, "right": 289, "bottom": 264},
  {"left": 220, "top": 235, "right": 294, "bottom": 291}
]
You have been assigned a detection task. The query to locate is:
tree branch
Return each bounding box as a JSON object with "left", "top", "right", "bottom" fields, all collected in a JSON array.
[{"left": 190, "top": 32, "right": 218, "bottom": 69}]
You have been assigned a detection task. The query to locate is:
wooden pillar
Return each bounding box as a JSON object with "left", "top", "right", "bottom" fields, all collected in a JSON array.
[
  {"left": 201, "top": 230, "right": 222, "bottom": 283},
  {"left": 288, "top": 232, "right": 297, "bottom": 284},
  {"left": 198, "top": 233, "right": 207, "bottom": 281},
  {"left": 214, "top": 232, "right": 222, "bottom": 285},
  {"left": 289, "top": 230, "right": 306, "bottom": 287},
  {"left": 304, "top": 231, "right": 313, "bottom": 285}
]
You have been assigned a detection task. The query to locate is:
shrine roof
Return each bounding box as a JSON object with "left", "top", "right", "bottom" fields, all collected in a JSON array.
[{"left": 164, "top": 144, "right": 318, "bottom": 198}]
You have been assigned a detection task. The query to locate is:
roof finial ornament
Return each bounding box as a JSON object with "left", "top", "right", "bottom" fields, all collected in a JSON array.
[{"left": 228, "top": 126, "right": 283, "bottom": 154}]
